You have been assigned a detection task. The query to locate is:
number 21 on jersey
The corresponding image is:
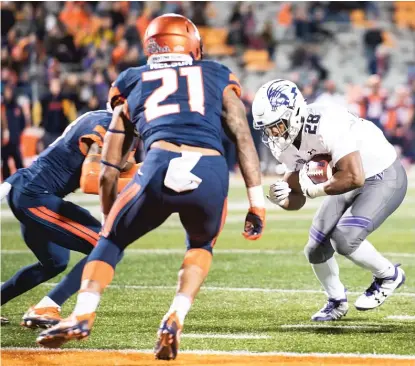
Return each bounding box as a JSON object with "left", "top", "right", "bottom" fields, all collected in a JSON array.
[{"left": 142, "top": 66, "right": 205, "bottom": 122}]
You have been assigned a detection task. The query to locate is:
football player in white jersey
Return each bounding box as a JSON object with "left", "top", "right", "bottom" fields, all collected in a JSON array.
[{"left": 252, "top": 79, "right": 408, "bottom": 321}]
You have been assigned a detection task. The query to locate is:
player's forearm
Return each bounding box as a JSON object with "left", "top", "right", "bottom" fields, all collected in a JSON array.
[
  {"left": 280, "top": 192, "right": 306, "bottom": 211},
  {"left": 99, "top": 167, "right": 119, "bottom": 216},
  {"left": 323, "top": 170, "right": 364, "bottom": 195},
  {"left": 236, "top": 136, "right": 262, "bottom": 188}
]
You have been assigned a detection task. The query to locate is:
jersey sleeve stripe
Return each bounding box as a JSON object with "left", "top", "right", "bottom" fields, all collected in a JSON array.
[
  {"left": 108, "top": 86, "right": 126, "bottom": 109},
  {"left": 223, "top": 83, "right": 242, "bottom": 98},
  {"left": 93, "top": 125, "right": 107, "bottom": 140},
  {"left": 79, "top": 133, "right": 104, "bottom": 155}
]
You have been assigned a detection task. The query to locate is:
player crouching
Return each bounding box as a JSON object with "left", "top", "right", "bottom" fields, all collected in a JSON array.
[{"left": 252, "top": 79, "right": 407, "bottom": 321}]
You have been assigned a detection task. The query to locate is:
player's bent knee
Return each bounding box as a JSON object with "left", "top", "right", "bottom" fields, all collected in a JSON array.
[
  {"left": 43, "top": 259, "right": 68, "bottom": 277},
  {"left": 304, "top": 240, "right": 328, "bottom": 264},
  {"left": 330, "top": 226, "right": 364, "bottom": 256}
]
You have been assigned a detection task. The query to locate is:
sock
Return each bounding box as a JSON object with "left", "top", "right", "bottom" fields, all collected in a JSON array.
[
  {"left": 168, "top": 293, "right": 192, "bottom": 325},
  {"left": 346, "top": 240, "right": 395, "bottom": 278},
  {"left": 47, "top": 257, "right": 88, "bottom": 306},
  {"left": 311, "top": 257, "right": 346, "bottom": 300},
  {"left": 35, "top": 296, "right": 60, "bottom": 310},
  {"left": 73, "top": 292, "right": 101, "bottom": 316}
]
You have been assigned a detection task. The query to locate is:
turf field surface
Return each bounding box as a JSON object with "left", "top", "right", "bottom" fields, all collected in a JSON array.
[{"left": 1, "top": 170, "right": 415, "bottom": 365}]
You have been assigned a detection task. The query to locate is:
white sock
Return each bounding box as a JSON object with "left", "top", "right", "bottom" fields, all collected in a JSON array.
[
  {"left": 167, "top": 293, "right": 192, "bottom": 325},
  {"left": 312, "top": 257, "right": 346, "bottom": 300},
  {"left": 73, "top": 292, "right": 101, "bottom": 316},
  {"left": 347, "top": 240, "right": 395, "bottom": 278},
  {"left": 35, "top": 296, "right": 60, "bottom": 310}
]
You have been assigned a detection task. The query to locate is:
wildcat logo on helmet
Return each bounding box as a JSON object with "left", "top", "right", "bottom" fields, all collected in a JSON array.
[
  {"left": 266, "top": 82, "right": 290, "bottom": 111},
  {"left": 146, "top": 38, "right": 171, "bottom": 54}
]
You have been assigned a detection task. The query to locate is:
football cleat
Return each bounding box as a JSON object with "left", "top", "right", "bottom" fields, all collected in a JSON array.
[
  {"left": 355, "top": 264, "right": 405, "bottom": 311},
  {"left": 312, "top": 298, "right": 349, "bottom": 321},
  {"left": 154, "top": 311, "right": 182, "bottom": 360},
  {"left": 36, "top": 313, "right": 96, "bottom": 349},
  {"left": 1, "top": 316, "right": 10, "bottom": 325},
  {"left": 21, "top": 306, "right": 61, "bottom": 329}
]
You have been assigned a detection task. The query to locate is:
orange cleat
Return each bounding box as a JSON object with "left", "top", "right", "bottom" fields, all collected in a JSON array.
[
  {"left": 21, "top": 306, "right": 61, "bottom": 329},
  {"left": 154, "top": 312, "right": 183, "bottom": 360},
  {"left": 36, "top": 313, "right": 96, "bottom": 349}
]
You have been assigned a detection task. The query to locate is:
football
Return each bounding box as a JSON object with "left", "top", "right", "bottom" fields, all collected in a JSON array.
[{"left": 306, "top": 154, "right": 333, "bottom": 184}]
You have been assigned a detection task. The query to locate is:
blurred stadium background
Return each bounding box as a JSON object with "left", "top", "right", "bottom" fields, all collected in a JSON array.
[
  {"left": 1, "top": 1, "right": 415, "bottom": 179},
  {"left": 1, "top": 3, "right": 415, "bottom": 363}
]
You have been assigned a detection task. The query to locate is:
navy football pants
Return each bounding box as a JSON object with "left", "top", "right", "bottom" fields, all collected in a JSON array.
[
  {"left": 88, "top": 148, "right": 229, "bottom": 268},
  {"left": 1, "top": 188, "right": 101, "bottom": 306}
]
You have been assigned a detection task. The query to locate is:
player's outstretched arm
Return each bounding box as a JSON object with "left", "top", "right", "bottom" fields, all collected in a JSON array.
[
  {"left": 100, "top": 104, "right": 136, "bottom": 222},
  {"left": 222, "top": 88, "right": 265, "bottom": 240}
]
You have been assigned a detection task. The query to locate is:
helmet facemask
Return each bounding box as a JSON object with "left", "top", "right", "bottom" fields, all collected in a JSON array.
[{"left": 257, "top": 106, "right": 303, "bottom": 152}]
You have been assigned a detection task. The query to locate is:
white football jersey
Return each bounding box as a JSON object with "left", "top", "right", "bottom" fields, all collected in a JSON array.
[{"left": 271, "top": 103, "right": 397, "bottom": 178}]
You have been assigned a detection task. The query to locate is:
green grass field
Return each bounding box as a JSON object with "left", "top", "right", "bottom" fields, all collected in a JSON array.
[{"left": 1, "top": 175, "right": 415, "bottom": 357}]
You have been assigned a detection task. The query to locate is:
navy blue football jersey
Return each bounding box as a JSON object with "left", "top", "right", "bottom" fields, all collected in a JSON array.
[
  {"left": 7, "top": 110, "right": 111, "bottom": 197},
  {"left": 108, "top": 60, "right": 242, "bottom": 154}
]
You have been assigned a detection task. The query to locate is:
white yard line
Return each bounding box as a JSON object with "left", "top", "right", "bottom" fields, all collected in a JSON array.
[
  {"left": 2, "top": 248, "right": 415, "bottom": 258},
  {"left": 386, "top": 315, "right": 415, "bottom": 321},
  {"left": 181, "top": 333, "right": 271, "bottom": 339},
  {"left": 280, "top": 324, "right": 381, "bottom": 330},
  {"left": 2, "top": 347, "right": 415, "bottom": 360},
  {"left": 4, "top": 281, "right": 413, "bottom": 298}
]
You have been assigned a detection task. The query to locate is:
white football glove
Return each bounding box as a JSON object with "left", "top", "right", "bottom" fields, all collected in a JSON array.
[
  {"left": 267, "top": 181, "right": 291, "bottom": 206},
  {"left": 299, "top": 165, "right": 327, "bottom": 199}
]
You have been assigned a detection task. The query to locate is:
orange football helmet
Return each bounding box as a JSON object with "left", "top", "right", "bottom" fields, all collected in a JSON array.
[{"left": 143, "top": 13, "right": 203, "bottom": 60}]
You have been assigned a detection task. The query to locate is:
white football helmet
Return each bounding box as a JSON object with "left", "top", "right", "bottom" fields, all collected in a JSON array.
[{"left": 252, "top": 79, "right": 308, "bottom": 152}]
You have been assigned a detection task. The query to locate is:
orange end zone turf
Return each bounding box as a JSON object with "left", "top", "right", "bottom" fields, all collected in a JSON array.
[{"left": 2, "top": 350, "right": 414, "bottom": 366}]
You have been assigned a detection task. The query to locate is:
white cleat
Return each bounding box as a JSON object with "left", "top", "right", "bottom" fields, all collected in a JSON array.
[
  {"left": 355, "top": 264, "right": 406, "bottom": 311},
  {"left": 311, "top": 298, "right": 349, "bottom": 321}
]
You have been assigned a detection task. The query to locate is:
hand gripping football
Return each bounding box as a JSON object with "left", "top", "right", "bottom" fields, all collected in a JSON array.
[{"left": 306, "top": 154, "right": 333, "bottom": 184}]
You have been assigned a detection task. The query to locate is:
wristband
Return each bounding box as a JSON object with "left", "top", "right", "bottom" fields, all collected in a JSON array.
[
  {"left": 101, "top": 160, "right": 122, "bottom": 171},
  {"left": 306, "top": 183, "right": 327, "bottom": 198},
  {"left": 247, "top": 185, "right": 265, "bottom": 208}
]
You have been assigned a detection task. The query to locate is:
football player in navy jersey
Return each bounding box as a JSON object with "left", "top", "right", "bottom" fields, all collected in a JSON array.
[
  {"left": 38, "top": 14, "right": 266, "bottom": 360},
  {"left": 1, "top": 110, "right": 134, "bottom": 327}
]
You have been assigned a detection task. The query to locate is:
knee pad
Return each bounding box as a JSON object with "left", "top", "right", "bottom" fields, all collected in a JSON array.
[
  {"left": 304, "top": 239, "right": 334, "bottom": 264},
  {"left": 330, "top": 226, "right": 365, "bottom": 256}
]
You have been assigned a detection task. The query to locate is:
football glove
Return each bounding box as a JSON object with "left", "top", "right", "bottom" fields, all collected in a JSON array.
[
  {"left": 242, "top": 207, "right": 265, "bottom": 240},
  {"left": 267, "top": 181, "right": 291, "bottom": 206}
]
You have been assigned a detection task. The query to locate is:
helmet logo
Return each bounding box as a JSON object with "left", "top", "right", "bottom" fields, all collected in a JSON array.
[
  {"left": 266, "top": 82, "right": 290, "bottom": 111},
  {"left": 147, "top": 38, "right": 171, "bottom": 54}
]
